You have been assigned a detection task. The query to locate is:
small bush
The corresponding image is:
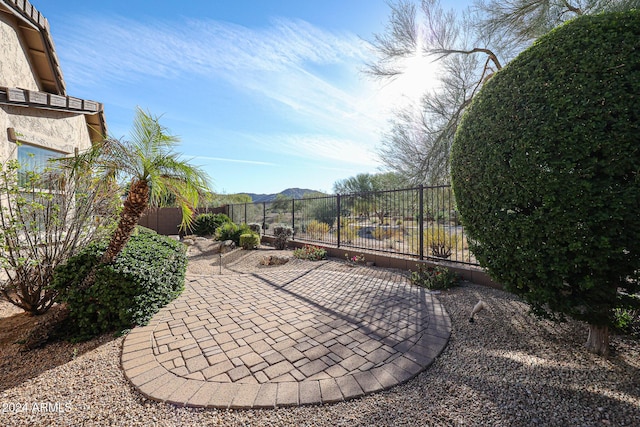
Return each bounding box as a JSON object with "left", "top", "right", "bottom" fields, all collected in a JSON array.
[
  {"left": 240, "top": 233, "right": 260, "bottom": 250},
  {"left": 410, "top": 264, "right": 459, "bottom": 290},
  {"left": 293, "top": 245, "right": 327, "bottom": 261},
  {"left": 248, "top": 223, "right": 262, "bottom": 234},
  {"left": 341, "top": 225, "right": 360, "bottom": 244},
  {"left": 191, "top": 213, "right": 231, "bottom": 236},
  {"left": 216, "top": 221, "right": 252, "bottom": 245},
  {"left": 133, "top": 225, "right": 157, "bottom": 235},
  {"left": 216, "top": 221, "right": 238, "bottom": 241},
  {"left": 273, "top": 225, "right": 293, "bottom": 250},
  {"left": 424, "top": 227, "right": 462, "bottom": 258},
  {"left": 373, "top": 227, "right": 404, "bottom": 241},
  {"left": 52, "top": 228, "right": 187, "bottom": 339},
  {"left": 306, "top": 220, "right": 330, "bottom": 239},
  {"left": 345, "top": 253, "right": 365, "bottom": 265},
  {"left": 613, "top": 307, "right": 640, "bottom": 338}
]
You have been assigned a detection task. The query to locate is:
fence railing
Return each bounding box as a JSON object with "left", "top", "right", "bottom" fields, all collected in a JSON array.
[{"left": 227, "top": 185, "right": 478, "bottom": 266}]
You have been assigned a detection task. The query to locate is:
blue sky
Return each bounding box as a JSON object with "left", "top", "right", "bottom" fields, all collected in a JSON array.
[{"left": 35, "top": 0, "right": 460, "bottom": 195}]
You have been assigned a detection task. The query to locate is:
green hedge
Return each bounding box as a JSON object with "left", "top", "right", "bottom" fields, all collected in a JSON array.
[
  {"left": 451, "top": 11, "right": 640, "bottom": 326},
  {"left": 52, "top": 227, "right": 187, "bottom": 338}
]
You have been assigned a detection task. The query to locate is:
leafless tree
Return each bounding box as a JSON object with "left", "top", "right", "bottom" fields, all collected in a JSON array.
[
  {"left": 368, "top": 0, "right": 636, "bottom": 184},
  {"left": 0, "top": 149, "right": 119, "bottom": 314}
]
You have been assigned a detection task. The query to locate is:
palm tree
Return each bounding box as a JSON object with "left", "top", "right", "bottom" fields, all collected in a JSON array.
[{"left": 81, "top": 108, "right": 211, "bottom": 285}]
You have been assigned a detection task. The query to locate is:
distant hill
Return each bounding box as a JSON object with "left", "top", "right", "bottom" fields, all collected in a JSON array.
[{"left": 242, "top": 188, "right": 324, "bottom": 203}]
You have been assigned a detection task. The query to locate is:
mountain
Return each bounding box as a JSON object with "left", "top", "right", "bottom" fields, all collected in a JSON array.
[{"left": 242, "top": 188, "right": 324, "bottom": 203}]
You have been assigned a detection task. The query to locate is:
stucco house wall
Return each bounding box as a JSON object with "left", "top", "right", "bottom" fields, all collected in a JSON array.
[
  {"left": 0, "top": 106, "right": 92, "bottom": 160},
  {"left": 0, "top": 10, "right": 39, "bottom": 91},
  {"left": 0, "top": 0, "right": 106, "bottom": 164}
]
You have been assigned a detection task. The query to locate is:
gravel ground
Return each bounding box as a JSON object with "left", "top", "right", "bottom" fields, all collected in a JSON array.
[{"left": 1, "top": 241, "right": 639, "bottom": 426}]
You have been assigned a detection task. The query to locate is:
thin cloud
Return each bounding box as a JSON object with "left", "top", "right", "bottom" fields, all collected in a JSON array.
[
  {"left": 55, "top": 15, "right": 370, "bottom": 85},
  {"left": 261, "top": 134, "right": 379, "bottom": 167},
  {"left": 53, "top": 13, "right": 387, "bottom": 168},
  {"left": 187, "top": 155, "right": 277, "bottom": 167}
]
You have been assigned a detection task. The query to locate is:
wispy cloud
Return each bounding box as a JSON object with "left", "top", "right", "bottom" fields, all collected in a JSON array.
[
  {"left": 259, "top": 134, "right": 379, "bottom": 167},
  {"left": 54, "top": 13, "right": 388, "bottom": 168},
  {"left": 56, "top": 15, "right": 370, "bottom": 89},
  {"left": 186, "top": 155, "right": 277, "bottom": 167}
]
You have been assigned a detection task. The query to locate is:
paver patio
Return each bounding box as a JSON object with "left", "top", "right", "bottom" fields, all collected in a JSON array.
[{"left": 121, "top": 261, "right": 451, "bottom": 408}]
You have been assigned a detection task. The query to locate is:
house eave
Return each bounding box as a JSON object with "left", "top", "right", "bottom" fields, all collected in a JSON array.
[
  {"left": 0, "top": 86, "right": 107, "bottom": 142},
  {"left": 0, "top": 0, "right": 65, "bottom": 95}
]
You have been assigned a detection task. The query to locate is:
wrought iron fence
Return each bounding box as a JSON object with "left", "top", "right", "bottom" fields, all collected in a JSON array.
[{"left": 227, "top": 185, "right": 478, "bottom": 266}]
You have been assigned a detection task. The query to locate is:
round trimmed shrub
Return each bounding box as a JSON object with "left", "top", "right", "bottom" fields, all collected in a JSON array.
[
  {"left": 239, "top": 233, "right": 260, "bottom": 250},
  {"left": 451, "top": 11, "right": 640, "bottom": 354},
  {"left": 52, "top": 228, "right": 187, "bottom": 339}
]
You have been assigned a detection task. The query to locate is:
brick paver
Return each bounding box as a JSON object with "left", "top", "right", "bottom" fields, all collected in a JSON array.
[{"left": 122, "top": 260, "right": 450, "bottom": 408}]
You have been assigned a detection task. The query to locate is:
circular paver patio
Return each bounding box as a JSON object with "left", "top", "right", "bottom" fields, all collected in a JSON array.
[{"left": 121, "top": 261, "right": 451, "bottom": 408}]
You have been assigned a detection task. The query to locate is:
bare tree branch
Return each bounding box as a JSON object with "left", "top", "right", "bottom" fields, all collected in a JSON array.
[
  {"left": 364, "top": 0, "right": 418, "bottom": 78},
  {"left": 431, "top": 47, "right": 502, "bottom": 70},
  {"left": 367, "top": 0, "right": 636, "bottom": 184}
]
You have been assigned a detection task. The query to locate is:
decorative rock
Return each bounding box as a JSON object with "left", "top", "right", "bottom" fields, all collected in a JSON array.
[
  {"left": 260, "top": 255, "right": 289, "bottom": 266},
  {"left": 221, "top": 240, "right": 236, "bottom": 253}
]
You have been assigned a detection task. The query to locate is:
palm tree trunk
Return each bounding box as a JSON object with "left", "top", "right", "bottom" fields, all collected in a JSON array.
[
  {"left": 100, "top": 179, "right": 149, "bottom": 265},
  {"left": 80, "top": 179, "right": 149, "bottom": 289}
]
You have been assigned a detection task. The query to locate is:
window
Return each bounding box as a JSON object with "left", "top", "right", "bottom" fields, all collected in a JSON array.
[
  {"left": 17, "top": 144, "right": 64, "bottom": 187},
  {"left": 13, "top": 145, "right": 70, "bottom": 233}
]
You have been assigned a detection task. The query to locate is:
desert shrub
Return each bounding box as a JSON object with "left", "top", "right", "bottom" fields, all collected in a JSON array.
[
  {"left": 306, "top": 220, "right": 330, "bottom": 239},
  {"left": 372, "top": 226, "right": 405, "bottom": 241},
  {"left": 410, "top": 264, "right": 459, "bottom": 290},
  {"left": 216, "top": 221, "right": 238, "bottom": 241},
  {"left": 341, "top": 225, "right": 360, "bottom": 244},
  {"left": 293, "top": 245, "right": 327, "bottom": 261},
  {"left": 424, "top": 227, "right": 462, "bottom": 258},
  {"left": 407, "top": 227, "right": 465, "bottom": 258},
  {"left": 273, "top": 225, "right": 293, "bottom": 250},
  {"left": 451, "top": 11, "right": 640, "bottom": 354},
  {"left": 191, "top": 213, "right": 231, "bottom": 236},
  {"left": 248, "top": 223, "right": 262, "bottom": 234},
  {"left": 345, "top": 253, "right": 366, "bottom": 265},
  {"left": 613, "top": 307, "right": 640, "bottom": 338},
  {"left": 240, "top": 233, "right": 260, "bottom": 250},
  {"left": 52, "top": 227, "right": 187, "bottom": 339},
  {"left": 216, "top": 221, "right": 252, "bottom": 245},
  {"left": 310, "top": 199, "right": 337, "bottom": 227},
  {"left": 372, "top": 227, "right": 390, "bottom": 240},
  {"left": 0, "top": 155, "right": 118, "bottom": 315}
]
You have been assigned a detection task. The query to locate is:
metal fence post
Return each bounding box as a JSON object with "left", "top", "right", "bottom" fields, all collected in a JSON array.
[
  {"left": 419, "top": 185, "right": 424, "bottom": 260},
  {"left": 336, "top": 193, "right": 341, "bottom": 248},
  {"left": 291, "top": 198, "right": 295, "bottom": 241},
  {"left": 244, "top": 203, "right": 247, "bottom": 224},
  {"left": 262, "top": 202, "right": 266, "bottom": 235}
]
